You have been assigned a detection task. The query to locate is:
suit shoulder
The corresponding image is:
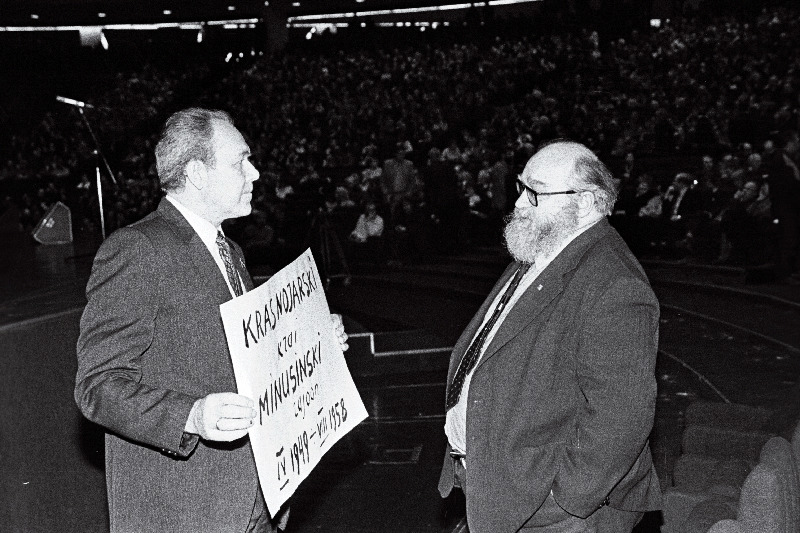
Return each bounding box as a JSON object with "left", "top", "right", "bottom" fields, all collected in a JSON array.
[
  {"left": 94, "top": 211, "right": 180, "bottom": 264},
  {"left": 571, "top": 227, "right": 655, "bottom": 305},
  {"left": 117, "top": 210, "right": 181, "bottom": 248},
  {"left": 585, "top": 227, "right": 649, "bottom": 283}
]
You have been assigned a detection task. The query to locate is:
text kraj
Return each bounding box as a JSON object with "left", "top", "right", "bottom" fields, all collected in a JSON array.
[{"left": 220, "top": 248, "right": 367, "bottom": 516}]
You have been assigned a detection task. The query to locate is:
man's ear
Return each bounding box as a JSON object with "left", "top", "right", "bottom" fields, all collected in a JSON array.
[
  {"left": 185, "top": 160, "right": 207, "bottom": 190},
  {"left": 576, "top": 190, "right": 595, "bottom": 217}
]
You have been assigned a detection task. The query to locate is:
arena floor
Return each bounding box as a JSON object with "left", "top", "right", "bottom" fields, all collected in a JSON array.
[{"left": 1, "top": 237, "right": 799, "bottom": 533}]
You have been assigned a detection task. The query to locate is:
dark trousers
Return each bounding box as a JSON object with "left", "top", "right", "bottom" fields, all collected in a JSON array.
[{"left": 453, "top": 457, "right": 643, "bottom": 533}]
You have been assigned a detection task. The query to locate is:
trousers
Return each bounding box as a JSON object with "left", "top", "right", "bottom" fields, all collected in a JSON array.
[{"left": 452, "top": 457, "right": 643, "bottom": 533}]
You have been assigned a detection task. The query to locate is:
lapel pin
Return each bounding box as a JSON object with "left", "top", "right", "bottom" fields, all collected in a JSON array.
[{"left": 537, "top": 284, "right": 543, "bottom": 291}]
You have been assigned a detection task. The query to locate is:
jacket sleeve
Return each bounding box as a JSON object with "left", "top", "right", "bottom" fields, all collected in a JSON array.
[
  {"left": 552, "top": 277, "right": 659, "bottom": 517},
  {"left": 74, "top": 228, "right": 199, "bottom": 457}
]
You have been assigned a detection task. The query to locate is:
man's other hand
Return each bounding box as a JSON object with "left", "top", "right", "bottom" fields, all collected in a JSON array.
[
  {"left": 331, "top": 313, "right": 349, "bottom": 352},
  {"left": 186, "top": 392, "right": 256, "bottom": 441}
]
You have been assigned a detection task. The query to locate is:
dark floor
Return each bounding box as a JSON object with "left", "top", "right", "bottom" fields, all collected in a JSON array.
[{"left": 1, "top": 235, "right": 799, "bottom": 533}]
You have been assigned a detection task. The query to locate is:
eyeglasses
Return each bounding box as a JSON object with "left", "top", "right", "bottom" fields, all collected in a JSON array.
[{"left": 516, "top": 177, "right": 578, "bottom": 207}]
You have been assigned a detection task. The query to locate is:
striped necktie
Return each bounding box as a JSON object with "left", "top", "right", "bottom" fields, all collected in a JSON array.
[
  {"left": 445, "top": 263, "right": 531, "bottom": 411},
  {"left": 216, "top": 231, "right": 244, "bottom": 297}
]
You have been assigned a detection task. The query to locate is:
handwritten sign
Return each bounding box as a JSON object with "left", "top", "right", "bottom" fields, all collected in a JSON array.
[{"left": 220, "top": 249, "right": 368, "bottom": 515}]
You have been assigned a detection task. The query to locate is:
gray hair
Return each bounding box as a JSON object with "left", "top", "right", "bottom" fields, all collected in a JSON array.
[
  {"left": 571, "top": 150, "right": 618, "bottom": 216},
  {"left": 155, "top": 108, "right": 233, "bottom": 191},
  {"left": 537, "top": 139, "right": 619, "bottom": 216}
]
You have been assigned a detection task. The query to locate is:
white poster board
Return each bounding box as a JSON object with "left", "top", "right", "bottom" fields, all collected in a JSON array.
[{"left": 220, "top": 249, "right": 368, "bottom": 515}]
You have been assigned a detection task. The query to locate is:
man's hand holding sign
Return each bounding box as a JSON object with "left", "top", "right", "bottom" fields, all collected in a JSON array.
[{"left": 220, "top": 249, "right": 367, "bottom": 516}]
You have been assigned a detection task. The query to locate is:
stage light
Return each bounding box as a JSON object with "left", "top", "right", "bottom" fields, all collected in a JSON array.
[
  {"left": 100, "top": 31, "right": 109, "bottom": 50},
  {"left": 31, "top": 14, "right": 39, "bottom": 20},
  {"left": 98, "top": 12, "right": 106, "bottom": 18},
  {"left": 163, "top": 10, "right": 172, "bottom": 16}
]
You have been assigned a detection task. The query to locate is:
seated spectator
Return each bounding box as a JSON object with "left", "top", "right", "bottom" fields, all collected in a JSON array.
[
  {"left": 275, "top": 177, "right": 295, "bottom": 201},
  {"left": 661, "top": 173, "right": 708, "bottom": 258},
  {"left": 464, "top": 183, "right": 492, "bottom": 246},
  {"left": 442, "top": 138, "right": 464, "bottom": 164},
  {"left": 349, "top": 202, "right": 384, "bottom": 243},
  {"left": 615, "top": 173, "right": 662, "bottom": 218},
  {"left": 613, "top": 173, "right": 663, "bottom": 256},
  {"left": 348, "top": 202, "right": 386, "bottom": 270},
  {"left": 361, "top": 157, "right": 382, "bottom": 184},
  {"left": 619, "top": 151, "right": 640, "bottom": 185},
  {"left": 715, "top": 180, "right": 773, "bottom": 266}
]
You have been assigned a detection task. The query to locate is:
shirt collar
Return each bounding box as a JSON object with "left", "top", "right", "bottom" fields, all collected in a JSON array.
[{"left": 165, "top": 195, "right": 223, "bottom": 250}]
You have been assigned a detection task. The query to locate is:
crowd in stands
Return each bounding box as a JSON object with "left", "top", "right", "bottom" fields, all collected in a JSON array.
[{"left": 1, "top": 2, "right": 799, "bottom": 282}]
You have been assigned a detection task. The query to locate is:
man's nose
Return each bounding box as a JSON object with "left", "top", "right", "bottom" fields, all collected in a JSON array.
[
  {"left": 515, "top": 191, "right": 532, "bottom": 209},
  {"left": 247, "top": 162, "right": 260, "bottom": 182}
]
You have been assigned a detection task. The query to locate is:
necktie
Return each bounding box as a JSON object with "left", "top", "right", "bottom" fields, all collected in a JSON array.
[
  {"left": 216, "top": 231, "right": 244, "bottom": 297},
  {"left": 445, "top": 263, "right": 531, "bottom": 411}
]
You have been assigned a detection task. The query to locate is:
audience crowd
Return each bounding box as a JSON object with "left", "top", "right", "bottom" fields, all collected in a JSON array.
[{"left": 1, "top": 3, "right": 799, "bottom": 282}]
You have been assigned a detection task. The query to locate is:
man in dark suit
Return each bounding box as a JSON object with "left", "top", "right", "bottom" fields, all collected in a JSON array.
[
  {"left": 439, "top": 140, "right": 661, "bottom": 532},
  {"left": 75, "top": 108, "right": 347, "bottom": 532}
]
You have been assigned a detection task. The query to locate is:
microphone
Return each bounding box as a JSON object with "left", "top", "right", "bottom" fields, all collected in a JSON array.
[{"left": 56, "top": 95, "right": 95, "bottom": 109}]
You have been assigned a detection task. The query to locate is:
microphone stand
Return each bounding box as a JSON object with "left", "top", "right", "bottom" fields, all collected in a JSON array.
[{"left": 75, "top": 106, "right": 117, "bottom": 241}]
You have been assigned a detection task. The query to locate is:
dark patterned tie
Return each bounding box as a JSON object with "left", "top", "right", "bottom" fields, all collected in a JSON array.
[
  {"left": 445, "top": 263, "right": 531, "bottom": 411},
  {"left": 216, "top": 231, "right": 244, "bottom": 297}
]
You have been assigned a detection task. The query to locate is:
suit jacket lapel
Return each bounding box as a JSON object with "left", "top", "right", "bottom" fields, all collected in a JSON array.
[
  {"left": 156, "top": 199, "right": 233, "bottom": 303},
  {"left": 474, "top": 219, "right": 613, "bottom": 371},
  {"left": 475, "top": 266, "right": 564, "bottom": 371}
]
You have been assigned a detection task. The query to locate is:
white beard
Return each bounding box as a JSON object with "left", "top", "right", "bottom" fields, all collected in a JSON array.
[{"left": 503, "top": 202, "right": 580, "bottom": 264}]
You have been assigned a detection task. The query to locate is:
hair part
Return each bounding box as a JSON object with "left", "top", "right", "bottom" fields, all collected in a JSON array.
[{"left": 155, "top": 108, "right": 234, "bottom": 192}]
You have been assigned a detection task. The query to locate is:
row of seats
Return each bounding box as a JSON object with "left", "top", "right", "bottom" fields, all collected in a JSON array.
[{"left": 662, "top": 401, "right": 800, "bottom": 533}]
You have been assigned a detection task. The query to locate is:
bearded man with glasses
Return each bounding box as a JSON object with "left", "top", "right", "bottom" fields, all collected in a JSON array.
[{"left": 439, "top": 140, "right": 662, "bottom": 532}]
